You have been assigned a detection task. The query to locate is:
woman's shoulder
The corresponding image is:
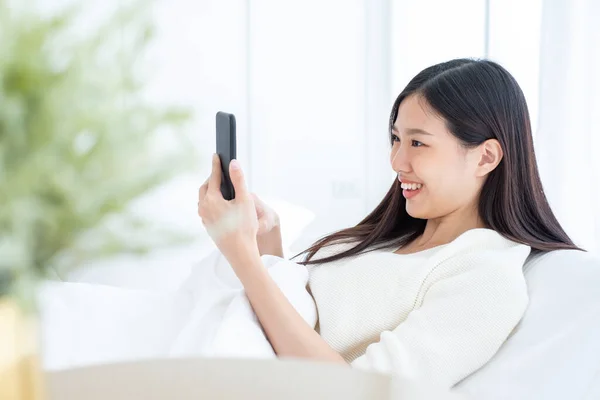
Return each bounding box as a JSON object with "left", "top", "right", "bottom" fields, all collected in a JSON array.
[
  {"left": 424, "top": 228, "right": 531, "bottom": 287},
  {"left": 413, "top": 229, "right": 530, "bottom": 311},
  {"left": 446, "top": 227, "right": 531, "bottom": 254}
]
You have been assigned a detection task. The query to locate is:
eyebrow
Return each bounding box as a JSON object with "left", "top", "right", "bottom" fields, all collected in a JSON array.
[{"left": 391, "top": 126, "right": 433, "bottom": 136}]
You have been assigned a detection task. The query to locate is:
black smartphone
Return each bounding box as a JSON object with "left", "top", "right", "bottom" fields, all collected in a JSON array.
[{"left": 216, "top": 111, "right": 237, "bottom": 200}]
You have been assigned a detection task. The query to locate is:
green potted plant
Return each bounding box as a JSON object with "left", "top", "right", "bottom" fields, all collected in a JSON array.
[{"left": 0, "top": 1, "right": 196, "bottom": 397}]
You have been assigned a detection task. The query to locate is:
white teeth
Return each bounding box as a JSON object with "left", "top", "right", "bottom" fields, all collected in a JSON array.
[{"left": 401, "top": 182, "right": 422, "bottom": 190}]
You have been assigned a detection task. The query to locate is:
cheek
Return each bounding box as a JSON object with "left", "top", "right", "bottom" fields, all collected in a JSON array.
[
  {"left": 412, "top": 154, "right": 444, "bottom": 185},
  {"left": 405, "top": 152, "right": 479, "bottom": 217},
  {"left": 413, "top": 151, "right": 473, "bottom": 186},
  {"left": 416, "top": 156, "right": 470, "bottom": 196},
  {"left": 429, "top": 162, "right": 477, "bottom": 201}
]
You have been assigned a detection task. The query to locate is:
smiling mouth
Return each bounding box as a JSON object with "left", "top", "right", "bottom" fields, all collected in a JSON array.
[
  {"left": 400, "top": 182, "right": 423, "bottom": 191},
  {"left": 401, "top": 183, "right": 423, "bottom": 199}
]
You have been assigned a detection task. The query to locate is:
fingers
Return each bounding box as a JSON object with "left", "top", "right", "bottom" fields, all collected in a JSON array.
[
  {"left": 257, "top": 218, "right": 269, "bottom": 235},
  {"left": 251, "top": 192, "right": 263, "bottom": 205},
  {"left": 229, "top": 159, "right": 249, "bottom": 199},
  {"left": 199, "top": 178, "right": 209, "bottom": 201},
  {"left": 251, "top": 193, "right": 264, "bottom": 212},
  {"left": 208, "top": 154, "right": 222, "bottom": 194}
]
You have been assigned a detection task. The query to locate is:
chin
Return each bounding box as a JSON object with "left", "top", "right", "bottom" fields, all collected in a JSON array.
[{"left": 405, "top": 204, "right": 429, "bottom": 219}]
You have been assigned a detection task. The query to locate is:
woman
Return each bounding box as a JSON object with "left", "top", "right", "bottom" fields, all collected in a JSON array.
[{"left": 197, "top": 58, "right": 582, "bottom": 389}]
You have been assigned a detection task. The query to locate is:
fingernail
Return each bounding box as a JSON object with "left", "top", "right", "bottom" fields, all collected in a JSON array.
[{"left": 231, "top": 159, "right": 240, "bottom": 170}]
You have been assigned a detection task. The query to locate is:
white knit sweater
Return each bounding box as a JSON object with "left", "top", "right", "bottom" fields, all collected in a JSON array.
[{"left": 307, "top": 228, "right": 530, "bottom": 388}]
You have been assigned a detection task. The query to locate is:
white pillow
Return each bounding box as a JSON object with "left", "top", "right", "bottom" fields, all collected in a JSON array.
[{"left": 456, "top": 249, "right": 600, "bottom": 399}]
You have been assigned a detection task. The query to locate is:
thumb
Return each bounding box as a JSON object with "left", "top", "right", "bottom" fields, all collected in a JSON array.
[{"left": 229, "top": 159, "right": 248, "bottom": 198}]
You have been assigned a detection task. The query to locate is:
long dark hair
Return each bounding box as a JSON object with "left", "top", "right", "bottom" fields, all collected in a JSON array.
[{"left": 294, "top": 58, "right": 583, "bottom": 266}]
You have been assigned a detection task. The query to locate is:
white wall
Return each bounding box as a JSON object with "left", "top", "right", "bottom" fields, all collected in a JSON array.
[
  {"left": 247, "top": 0, "right": 374, "bottom": 251},
  {"left": 487, "top": 0, "right": 543, "bottom": 134},
  {"left": 390, "top": 0, "right": 487, "bottom": 96}
]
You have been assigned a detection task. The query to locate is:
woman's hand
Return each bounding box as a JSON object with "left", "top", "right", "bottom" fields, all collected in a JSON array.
[
  {"left": 252, "top": 193, "right": 284, "bottom": 257},
  {"left": 252, "top": 193, "right": 280, "bottom": 236},
  {"left": 199, "top": 157, "right": 344, "bottom": 365},
  {"left": 198, "top": 154, "right": 260, "bottom": 265}
]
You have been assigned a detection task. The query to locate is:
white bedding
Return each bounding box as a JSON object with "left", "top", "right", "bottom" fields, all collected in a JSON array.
[{"left": 39, "top": 252, "right": 316, "bottom": 371}]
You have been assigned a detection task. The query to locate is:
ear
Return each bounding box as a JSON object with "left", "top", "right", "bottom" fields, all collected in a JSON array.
[{"left": 475, "top": 139, "right": 503, "bottom": 177}]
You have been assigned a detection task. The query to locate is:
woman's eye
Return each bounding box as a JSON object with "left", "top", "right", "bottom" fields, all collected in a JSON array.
[{"left": 391, "top": 134, "right": 423, "bottom": 147}]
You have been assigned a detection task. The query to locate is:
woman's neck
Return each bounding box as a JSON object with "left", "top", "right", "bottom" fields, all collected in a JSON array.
[{"left": 414, "top": 208, "right": 486, "bottom": 249}]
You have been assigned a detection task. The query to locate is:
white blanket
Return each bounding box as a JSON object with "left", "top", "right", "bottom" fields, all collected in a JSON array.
[{"left": 39, "top": 253, "right": 316, "bottom": 371}]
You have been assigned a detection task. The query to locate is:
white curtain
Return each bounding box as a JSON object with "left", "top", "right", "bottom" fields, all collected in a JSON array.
[{"left": 535, "top": 0, "right": 600, "bottom": 254}]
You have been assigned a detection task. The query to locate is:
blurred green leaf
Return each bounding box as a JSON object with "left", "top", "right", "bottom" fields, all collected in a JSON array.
[{"left": 0, "top": 0, "right": 198, "bottom": 297}]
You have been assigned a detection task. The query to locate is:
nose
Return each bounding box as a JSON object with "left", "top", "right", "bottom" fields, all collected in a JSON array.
[{"left": 390, "top": 143, "right": 411, "bottom": 174}]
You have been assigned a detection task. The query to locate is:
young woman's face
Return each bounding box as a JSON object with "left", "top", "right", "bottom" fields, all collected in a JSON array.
[{"left": 390, "top": 94, "right": 483, "bottom": 220}]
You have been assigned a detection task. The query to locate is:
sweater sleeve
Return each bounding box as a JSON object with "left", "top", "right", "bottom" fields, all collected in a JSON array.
[{"left": 350, "top": 246, "right": 530, "bottom": 388}]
